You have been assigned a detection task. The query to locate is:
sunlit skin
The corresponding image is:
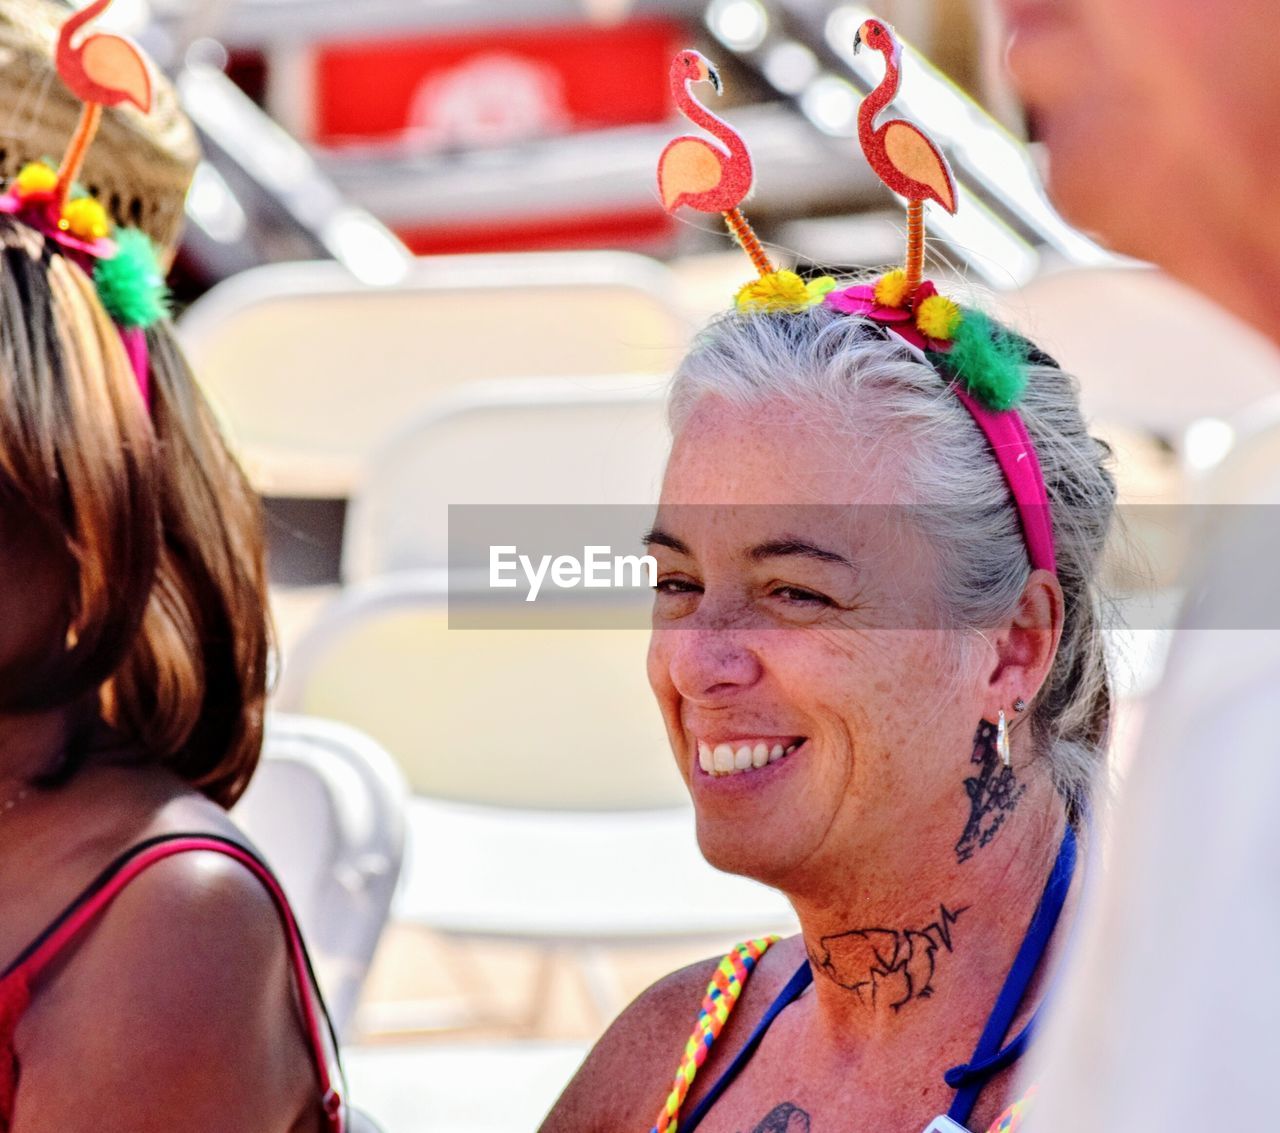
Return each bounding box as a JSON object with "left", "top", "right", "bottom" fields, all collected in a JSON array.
[
  {"left": 646, "top": 395, "right": 1062, "bottom": 901},
  {"left": 999, "top": 0, "right": 1280, "bottom": 344},
  {"left": 646, "top": 407, "right": 980, "bottom": 898},
  {"left": 541, "top": 394, "right": 1078, "bottom": 1132},
  {"left": 0, "top": 506, "right": 324, "bottom": 1131}
]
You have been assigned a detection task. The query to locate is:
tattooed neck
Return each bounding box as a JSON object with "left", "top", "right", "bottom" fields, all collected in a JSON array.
[
  {"left": 807, "top": 904, "right": 968, "bottom": 1012},
  {"left": 955, "top": 721, "right": 1026, "bottom": 864}
]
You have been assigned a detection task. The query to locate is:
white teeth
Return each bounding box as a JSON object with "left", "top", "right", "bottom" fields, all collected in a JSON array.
[
  {"left": 698, "top": 740, "right": 804, "bottom": 776},
  {"left": 713, "top": 744, "right": 735, "bottom": 773},
  {"left": 698, "top": 742, "right": 713, "bottom": 773}
]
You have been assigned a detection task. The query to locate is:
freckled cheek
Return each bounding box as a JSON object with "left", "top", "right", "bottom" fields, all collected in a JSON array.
[{"left": 763, "top": 632, "right": 873, "bottom": 757}]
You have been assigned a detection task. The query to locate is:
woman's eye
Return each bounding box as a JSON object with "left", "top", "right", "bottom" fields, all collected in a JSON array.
[
  {"left": 772, "top": 586, "right": 833, "bottom": 606},
  {"left": 654, "top": 577, "right": 702, "bottom": 595}
]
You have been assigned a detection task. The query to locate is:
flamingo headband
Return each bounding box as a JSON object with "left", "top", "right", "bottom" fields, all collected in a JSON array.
[
  {"left": 656, "top": 29, "right": 1057, "bottom": 575},
  {"left": 0, "top": 0, "right": 166, "bottom": 410}
]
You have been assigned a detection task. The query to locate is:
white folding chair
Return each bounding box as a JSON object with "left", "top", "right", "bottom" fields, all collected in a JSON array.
[
  {"left": 993, "top": 265, "right": 1280, "bottom": 436},
  {"left": 341, "top": 374, "right": 671, "bottom": 583},
  {"left": 176, "top": 252, "right": 693, "bottom": 498},
  {"left": 233, "top": 713, "right": 409, "bottom": 1038},
  {"left": 274, "top": 576, "right": 796, "bottom": 1031}
]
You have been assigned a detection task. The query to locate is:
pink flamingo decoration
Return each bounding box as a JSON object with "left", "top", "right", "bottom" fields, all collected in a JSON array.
[
  {"left": 657, "top": 49, "right": 773, "bottom": 277},
  {"left": 855, "top": 19, "right": 957, "bottom": 301},
  {"left": 53, "top": 0, "right": 153, "bottom": 207}
]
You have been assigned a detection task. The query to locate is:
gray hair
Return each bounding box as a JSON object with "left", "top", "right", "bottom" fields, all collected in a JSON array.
[{"left": 667, "top": 302, "right": 1116, "bottom": 815}]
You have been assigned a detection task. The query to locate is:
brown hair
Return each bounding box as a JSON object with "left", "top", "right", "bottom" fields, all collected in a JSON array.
[{"left": 0, "top": 215, "right": 269, "bottom": 807}]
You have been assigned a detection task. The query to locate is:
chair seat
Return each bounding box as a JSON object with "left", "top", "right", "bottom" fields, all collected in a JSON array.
[
  {"left": 344, "top": 1041, "right": 590, "bottom": 1133},
  {"left": 395, "top": 798, "right": 797, "bottom": 944}
]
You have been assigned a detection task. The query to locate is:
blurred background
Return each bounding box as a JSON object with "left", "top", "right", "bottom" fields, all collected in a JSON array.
[{"left": 40, "top": 0, "right": 1280, "bottom": 1129}]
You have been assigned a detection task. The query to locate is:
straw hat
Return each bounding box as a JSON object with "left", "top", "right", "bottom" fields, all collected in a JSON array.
[{"left": 0, "top": 0, "right": 200, "bottom": 263}]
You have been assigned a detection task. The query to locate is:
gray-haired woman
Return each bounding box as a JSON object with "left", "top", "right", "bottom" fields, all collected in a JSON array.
[{"left": 539, "top": 296, "right": 1116, "bottom": 1133}]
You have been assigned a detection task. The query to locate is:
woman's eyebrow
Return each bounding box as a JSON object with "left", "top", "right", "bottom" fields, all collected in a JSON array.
[
  {"left": 643, "top": 528, "right": 691, "bottom": 555},
  {"left": 748, "top": 538, "right": 856, "bottom": 569}
]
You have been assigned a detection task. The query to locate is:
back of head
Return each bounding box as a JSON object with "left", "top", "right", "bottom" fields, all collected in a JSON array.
[
  {"left": 0, "top": 0, "right": 198, "bottom": 261},
  {"left": 0, "top": 211, "right": 268, "bottom": 807},
  {"left": 669, "top": 300, "right": 1117, "bottom": 816}
]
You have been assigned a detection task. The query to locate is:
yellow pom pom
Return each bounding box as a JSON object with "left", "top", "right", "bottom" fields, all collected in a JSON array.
[
  {"left": 735, "top": 271, "right": 836, "bottom": 313},
  {"left": 915, "top": 294, "right": 963, "bottom": 341},
  {"left": 59, "top": 196, "right": 111, "bottom": 242},
  {"left": 14, "top": 162, "right": 58, "bottom": 197},
  {"left": 873, "top": 269, "right": 911, "bottom": 309}
]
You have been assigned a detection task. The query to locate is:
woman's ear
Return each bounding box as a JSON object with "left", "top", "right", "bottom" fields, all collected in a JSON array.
[{"left": 985, "top": 568, "right": 1064, "bottom": 711}]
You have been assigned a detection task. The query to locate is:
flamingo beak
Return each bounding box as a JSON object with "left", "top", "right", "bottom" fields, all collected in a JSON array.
[
  {"left": 853, "top": 33, "right": 862, "bottom": 55},
  {"left": 704, "top": 61, "right": 723, "bottom": 94}
]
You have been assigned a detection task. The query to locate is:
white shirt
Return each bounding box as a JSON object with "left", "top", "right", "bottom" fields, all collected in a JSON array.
[{"left": 1026, "top": 503, "right": 1280, "bottom": 1128}]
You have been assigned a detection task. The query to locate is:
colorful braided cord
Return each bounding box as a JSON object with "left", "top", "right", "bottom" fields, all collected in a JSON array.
[
  {"left": 650, "top": 936, "right": 780, "bottom": 1133},
  {"left": 985, "top": 1084, "right": 1038, "bottom": 1133}
]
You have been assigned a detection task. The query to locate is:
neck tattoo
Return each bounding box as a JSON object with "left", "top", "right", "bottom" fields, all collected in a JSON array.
[
  {"left": 741, "top": 1102, "right": 811, "bottom": 1133},
  {"left": 955, "top": 722, "right": 1026, "bottom": 864},
  {"left": 809, "top": 904, "right": 968, "bottom": 1011}
]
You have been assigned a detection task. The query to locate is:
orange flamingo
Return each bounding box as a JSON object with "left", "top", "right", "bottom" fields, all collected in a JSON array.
[
  {"left": 53, "top": 0, "right": 153, "bottom": 207},
  {"left": 855, "top": 19, "right": 957, "bottom": 301},
  {"left": 657, "top": 49, "right": 773, "bottom": 277}
]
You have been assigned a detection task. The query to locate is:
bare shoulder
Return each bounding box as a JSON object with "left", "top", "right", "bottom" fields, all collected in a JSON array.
[
  {"left": 14, "top": 809, "right": 322, "bottom": 1131},
  {"left": 538, "top": 933, "right": 807, "bottom": 1133},
  {"left": 538, "top": 954, "right": 724, "bottom": 1133}
]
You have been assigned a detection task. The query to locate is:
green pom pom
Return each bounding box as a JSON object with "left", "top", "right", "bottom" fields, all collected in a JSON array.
[
  {"left": 934, "top": 310, "right": 1029, "bottom": 411},
  {"left": 93, "top": 228, "right": 168, "bottom": 329}
]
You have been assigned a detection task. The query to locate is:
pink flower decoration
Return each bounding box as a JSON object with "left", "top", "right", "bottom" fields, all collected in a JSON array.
[
  {"left": 823, "top": 279, "right": 955, "bottom": 354},
  {"left": 0, "top": 191, "right": 116, "bottom": 260}
]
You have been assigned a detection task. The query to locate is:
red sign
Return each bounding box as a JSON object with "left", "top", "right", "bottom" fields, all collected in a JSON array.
[{"left": 312, "top": 18, "right": 681, "bottom": 150}]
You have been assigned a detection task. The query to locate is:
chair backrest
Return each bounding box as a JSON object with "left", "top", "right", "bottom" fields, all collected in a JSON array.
[
  {"left": 232, "top": 714, "right": 408, "bottom": 1037},
  {"left": 993, "top": 265, "right": 1280, "bottom": 434},
  {"left": 177, "top": 252, "right": 692, "bottom": 497},
  {"left": 275, "top": 575, "right": 684, "bottom": 811},
  {"left": 342, "top": 375, "right": 671, "bottom": 583},
  {"left": 1195, "top": 393, "right": 1280, "bottom": 505}
]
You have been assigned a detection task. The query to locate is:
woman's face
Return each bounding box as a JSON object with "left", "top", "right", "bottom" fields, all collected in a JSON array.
[
  {"left": 1000, "top": 0, "right": 1280, "bottom": 287},
  {"left": 646, "top": 396, "right": 989, "bottom": 890},
  {"left": 0, "top": 502, "right": 73, "bottom": 683}
]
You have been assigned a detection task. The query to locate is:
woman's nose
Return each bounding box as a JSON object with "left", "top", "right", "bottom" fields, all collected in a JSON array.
[{"left": 661, "top": 624, "right": 764, "bottom": 703}]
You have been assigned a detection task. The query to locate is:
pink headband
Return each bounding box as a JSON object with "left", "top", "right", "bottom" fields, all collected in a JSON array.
[
  {"left": 825, "top": 279, "right": 1057, "bottom": 575},
  {"left": 952, "top": 387, "right": 1056, "bottom": 574},
  {"left": 0, "top": 179, "right": 159, "bottom": 413},
  {"left": 655, "top": 32, "right": 1057, "bottom": 576},
  {"left": 0, "top": 0, "right": 164, "bottom": 413}
]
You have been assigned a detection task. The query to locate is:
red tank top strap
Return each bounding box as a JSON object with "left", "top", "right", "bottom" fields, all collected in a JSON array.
[{"left": 3, "top": 833, "right": 344, "bottom": 1132}]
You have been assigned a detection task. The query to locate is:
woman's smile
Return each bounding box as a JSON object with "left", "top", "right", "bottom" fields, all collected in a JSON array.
[{"left": 694, "top": 735, "right": 807, "bottom": 777}]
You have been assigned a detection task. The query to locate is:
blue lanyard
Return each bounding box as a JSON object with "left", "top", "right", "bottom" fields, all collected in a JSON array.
[
  {"left": 678, "top": 822, "right": 1078, "bottom": 1133},
  {"left": 944, "top": 821, "right": 1077, "bottom": 1126}
]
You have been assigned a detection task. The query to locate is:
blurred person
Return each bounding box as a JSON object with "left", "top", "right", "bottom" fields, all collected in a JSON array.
[
  {"left": 997, "top": 1, "right": 1280, "bottom": 1129},
  {"left": 1001, "top": 0, "right": 1280, "bottom": 345},
  {"left": 540, "top": 280, "right": 1117, "bottom": 1133},
  {"left": 0, "top": 1, "right": 346, "bottom": 1129}
]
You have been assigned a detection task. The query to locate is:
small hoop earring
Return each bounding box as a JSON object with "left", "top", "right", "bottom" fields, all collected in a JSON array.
[
  {"left": 1013, "top": 697, "right": 1027, "bottom": 714},
  {"left": 996, "top": 709, "right": 1011, "bottom": 768}
]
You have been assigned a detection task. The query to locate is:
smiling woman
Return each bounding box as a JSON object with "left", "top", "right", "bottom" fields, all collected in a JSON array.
[{"left": 539, "top": 300, "right": 1116, "bottom": 1133}]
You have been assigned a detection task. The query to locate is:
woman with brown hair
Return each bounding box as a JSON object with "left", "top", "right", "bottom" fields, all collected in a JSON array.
[
  {"left": 0, "top": 3, "right": 344, "bottom": 1127},
  {"left": 0, "top": 224, "right": 344, "bottom": 1129}
]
